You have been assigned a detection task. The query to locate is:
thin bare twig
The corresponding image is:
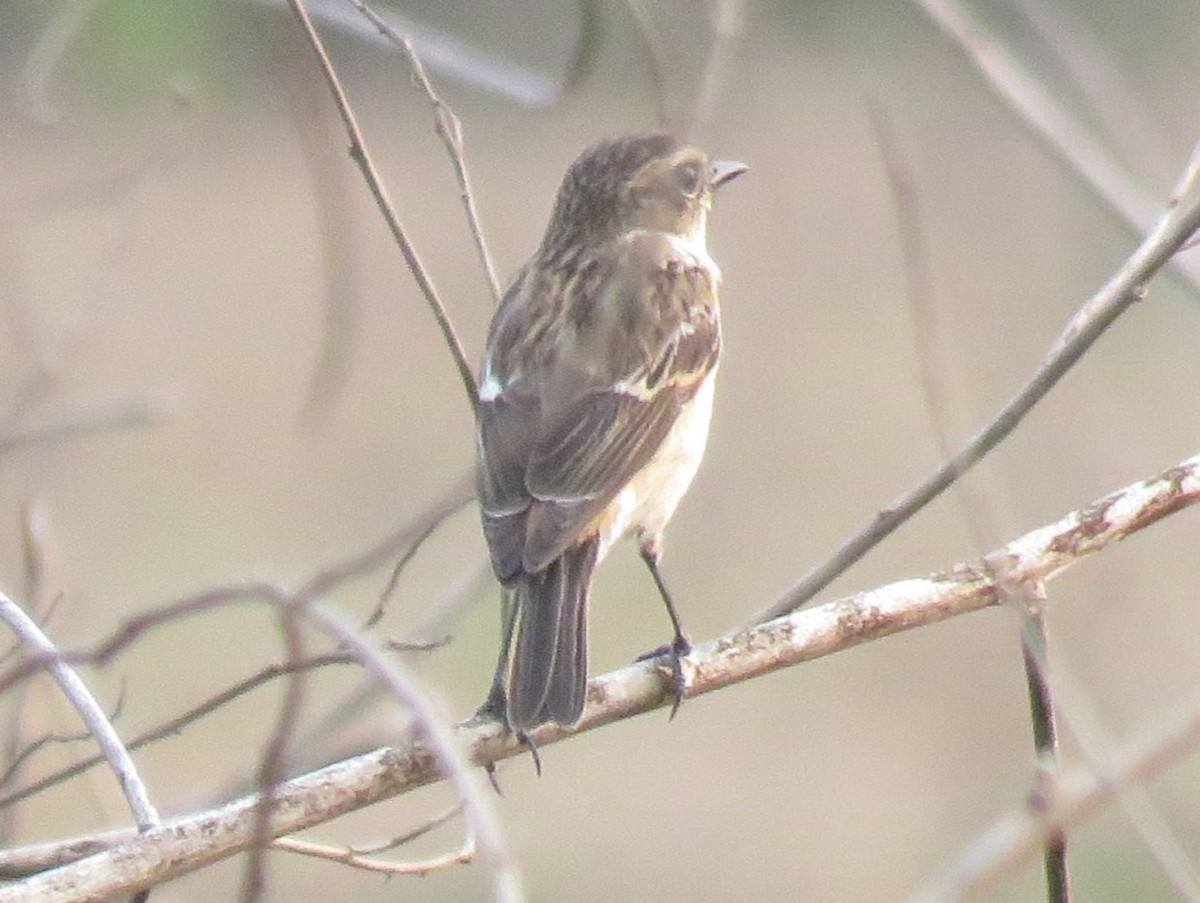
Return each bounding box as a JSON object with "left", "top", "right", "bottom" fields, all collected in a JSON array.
[
  {"left": 240, "top": 609, "right": 307, "bottom": 903},
  {"left": 357, "top": 801, "right": 464, "bottom": 853},
  {"left": 1011, "top": 0, "right": 1176, "bottom": 183},
  {"left": 272, "top": 800, "right": 470, "bottom": 875},
  {"left": 998, "top": 578, "right": 1070, "bottom": 902},
  {"left": 302, "top": 473, "right": 474, "bottom": 599},
  {"left": 289, "top": 559, "right": 488, "bottom": 761},
  {"left": 351, "top": 0, "right": 502, "bottom": 305},
  {"left": 0, "top": 685, "right": 126, "bottom": 792},
  {"left": 366, "top": 493, "right": 467, "bottom": 628},
  {"left": 273, "top": 834, "right": 473, "bottom": 875},
  {"left": 0, "top": 592, "right": 159, "bottom": 833},
  {"left": 0, "top": 584, "right": 286, "bottom": 696},
  {"left": 989, "top": 561, "right": 1200, "bottom": 900},
  {"left": 0, "top": 578, "right": 519, "bottom": 902},
  {"left": 285, "top": 0, "right": 479, "bottom": 408},
  {"left": 0, "top": 478, "right": 474, "bottom": 809},
  {"left": 4, "top": 451, "right": 1197, "bottom": 900},
  {"left": 752, "top": 138, "right": 1200, "bottom": 625},
  {"left": 0, "top": 652, "right": 356, "bottom": 810},
  {"left": 294, "top": 603, "right": 518, "bottom": 901}
]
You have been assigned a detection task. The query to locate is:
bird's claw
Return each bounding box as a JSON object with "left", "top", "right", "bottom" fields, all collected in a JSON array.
[{"left": 638, "top": 633, "right": 692, "bottom": 719}]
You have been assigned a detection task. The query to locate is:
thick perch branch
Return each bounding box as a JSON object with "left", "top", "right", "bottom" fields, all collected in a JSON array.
[{"left": 3, "top": 452, "right": 1197, "bottom": 902}]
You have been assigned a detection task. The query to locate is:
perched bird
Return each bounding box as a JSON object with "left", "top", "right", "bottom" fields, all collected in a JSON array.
[{"left": 475, "top": 132, "right": 746, "bottom": 733}]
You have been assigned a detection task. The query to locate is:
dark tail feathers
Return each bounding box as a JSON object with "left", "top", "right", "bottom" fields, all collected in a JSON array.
[{"left": 507, "top": 536, "right": 600, "bottom": 731}]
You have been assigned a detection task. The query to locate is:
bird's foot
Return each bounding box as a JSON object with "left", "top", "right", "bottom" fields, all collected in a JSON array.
[
  {"left": 636, "top": 632, "right": 693, "bottom": 720},
  {"left": 473, "top": 688, "right": 544, "bottom": 777}
]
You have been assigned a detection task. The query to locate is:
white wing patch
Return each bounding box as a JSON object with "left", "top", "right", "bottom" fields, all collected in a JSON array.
[
  {"left": 612, "top": 376, "right": 658, "bottom": 400},
  {"left": 478, "top": 359, "right": 506, "bottom": 402}
]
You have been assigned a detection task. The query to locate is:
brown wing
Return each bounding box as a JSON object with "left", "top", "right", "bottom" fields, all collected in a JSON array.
[
  {"left": 475, "top": 231, "right": 720, "bottom": 579},
  {"left": 476, "top": 266, "right": 547, "bottom": 582},
  {"left": 522, "top": 233, "right": 720, "bottom": 570},
  {"left": 519, "top": 386, "right": 685, "bottom": 571},
  {"left": 476, "top": 388, "right": 539, "bottom": 582}
]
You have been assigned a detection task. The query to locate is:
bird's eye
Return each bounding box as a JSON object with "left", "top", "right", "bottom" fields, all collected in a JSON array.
[{"left": 673, "top": 160, "right": 703, "bottom": 195}]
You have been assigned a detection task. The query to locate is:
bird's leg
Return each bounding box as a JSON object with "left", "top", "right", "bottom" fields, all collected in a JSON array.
[
  {"left": 640, "top": 543, "right": 692, "bottom": 656},
  {"left": 636, "top": 537, "right": 692, "bottom": 719}
]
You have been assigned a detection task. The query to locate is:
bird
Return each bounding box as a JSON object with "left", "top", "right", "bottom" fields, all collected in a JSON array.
[{"left": 474, "top": 132, "right": 746, "bottom": 734}]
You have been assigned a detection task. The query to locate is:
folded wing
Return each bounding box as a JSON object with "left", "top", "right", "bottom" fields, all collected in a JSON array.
[{"left": 476, "top": 231, "right": 720, "bottom": 579}]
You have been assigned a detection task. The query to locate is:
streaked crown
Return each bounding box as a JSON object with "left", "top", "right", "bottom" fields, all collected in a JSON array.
[{"left": 538, "top": 132, "right": 745, "bottom": 267}]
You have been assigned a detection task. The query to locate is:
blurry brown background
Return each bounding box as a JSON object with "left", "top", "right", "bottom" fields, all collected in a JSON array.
[{"left": 2, "top": 0, "right": 1199, "bottom": 900}]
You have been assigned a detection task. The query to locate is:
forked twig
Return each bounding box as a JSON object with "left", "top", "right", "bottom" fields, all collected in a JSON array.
[
  {"left": 0, "top": 652, "right": 358, "bottom": 810},
  {"left": 273, "top": 803, "right": 470, "bottom": 876},
  {"left": 351, "top": 0, "right": 502, "bottom": 304},
  {"left": 284, "top": 0, "right": 479, "bottom": 408},
  {"left": 273, "top": 834, "right": 472, "bottom": 875}
]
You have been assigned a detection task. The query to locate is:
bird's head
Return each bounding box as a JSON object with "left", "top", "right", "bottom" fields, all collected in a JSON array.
[{"left": 539, "top": 132, "right": 747, "bottom": 263}]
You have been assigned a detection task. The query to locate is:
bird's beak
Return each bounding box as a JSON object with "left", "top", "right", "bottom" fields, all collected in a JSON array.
[{"left": 711, "top": 160, "right": 749, "bottom": 189}]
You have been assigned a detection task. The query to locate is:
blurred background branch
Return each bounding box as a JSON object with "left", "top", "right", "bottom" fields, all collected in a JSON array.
[
  {"left": 2, "top": 448, "right": 1196, "bottom": 898},
  {"left": 1, "top": 1, "right": 1199, "bottom": 901}
]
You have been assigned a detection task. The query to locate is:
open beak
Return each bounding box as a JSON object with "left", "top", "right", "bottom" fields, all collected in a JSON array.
[{"left": 711, "top": 160, "right": 749, "bottom": 189}]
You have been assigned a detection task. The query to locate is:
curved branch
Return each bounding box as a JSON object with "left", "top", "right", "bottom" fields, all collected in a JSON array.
[
  {"left": 0, "top": 593, "right": 159, "bottom": 833},
  {"left": 3, "top": 451, "right": 1196, "bottom": 901},
  {"left": 351, "top": 0, "right": 502, "bottom": 305}
]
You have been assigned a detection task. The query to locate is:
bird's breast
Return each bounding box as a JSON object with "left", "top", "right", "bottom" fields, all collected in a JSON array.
[{"left": 597, "top": 368, "right": 718, "bottom": 558}]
